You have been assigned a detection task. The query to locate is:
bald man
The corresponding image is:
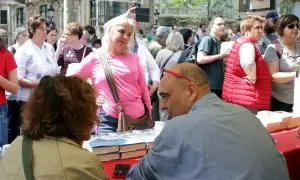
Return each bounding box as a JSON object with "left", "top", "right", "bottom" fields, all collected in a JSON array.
[{"left": 127, "top": 63, "right": 289, "bottom": 180}]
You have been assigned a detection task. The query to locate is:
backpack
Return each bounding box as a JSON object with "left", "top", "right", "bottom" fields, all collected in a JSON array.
[{"left": 177, "top": 35, "right": 216, "bottom": 64}]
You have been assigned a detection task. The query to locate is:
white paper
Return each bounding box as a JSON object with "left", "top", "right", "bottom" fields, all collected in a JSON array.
[
  {"left": 65, "top": 63, "right": 80, "bottom": 77},
  {"left": 293, "top": 71, "right": 300, "bottom": 118},
  {"left": 250, "top": 0, "right": 270, "bottom": 10}
]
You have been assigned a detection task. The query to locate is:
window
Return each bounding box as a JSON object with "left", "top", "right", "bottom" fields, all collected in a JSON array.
[
  {"left": 16, "top": 8, "right": 24, "bottom": 26},
  {"left": 112, "top": 2, "right": 121, "bottom": 16},
  {"left": 0, "top": 10, "right": 7, "bottom": 24},
  {"left": 40, "top": 5, "right": 47, "bottom": 18},
  {"left": 99, "top": 1, "right": 108, "bottom": 24},
  {"left": 90, "top": 0, "right": 96, "bottom": 18}
]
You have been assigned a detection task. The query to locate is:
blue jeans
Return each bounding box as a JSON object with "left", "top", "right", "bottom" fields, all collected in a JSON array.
[
  {"left": 98, "top": 110, "right": 118, "bottom": 133},
  {"left": 0, "top": 104, "right": 8, "bottom": 147}
]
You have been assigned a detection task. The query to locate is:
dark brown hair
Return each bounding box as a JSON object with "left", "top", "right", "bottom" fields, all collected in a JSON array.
[
  {"left": 28, "top": 16, "right": 46, "bottom": 38},
  {"left": 67, "top": 22, "right": 83, "bottom": 40},
  {"left": 276, "top": 14, "right": 299, "bottom": 36},
  {"left": 22, "top": 75, "right": 98, "bottom": 144}
]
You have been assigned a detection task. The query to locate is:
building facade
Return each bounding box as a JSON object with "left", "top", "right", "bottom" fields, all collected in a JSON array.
[
  {"left": 0, "top": 0, "right": 153, "bottom": 46},
  {"left": 155, "top": 0, "right": 239, "bottom": 26}
]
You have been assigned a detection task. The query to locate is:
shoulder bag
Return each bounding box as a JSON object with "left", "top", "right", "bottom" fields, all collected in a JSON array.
[{"left": 98, "top": 50, "right": 154, "bottom": 132}]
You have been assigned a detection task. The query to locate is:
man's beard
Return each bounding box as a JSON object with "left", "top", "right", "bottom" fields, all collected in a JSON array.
[{"left": 264, "top": 23, "right": 275, "bottom": 35}]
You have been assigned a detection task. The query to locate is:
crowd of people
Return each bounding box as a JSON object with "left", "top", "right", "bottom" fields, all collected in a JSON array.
[{"left": 0, "top": 6, "right": 299, "bottom": 179}]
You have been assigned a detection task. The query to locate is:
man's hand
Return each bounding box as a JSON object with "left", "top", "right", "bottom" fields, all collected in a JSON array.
[{"left": 222, "top": 49, "right": 231, "bottom": 58}]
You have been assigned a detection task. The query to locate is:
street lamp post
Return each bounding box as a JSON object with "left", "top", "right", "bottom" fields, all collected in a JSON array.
[
  {"left": 154, "top": 9, "right": 160, "bottom": 26},
  {"left": 47, "top": 5, "right": 56, "bottom": 29}
]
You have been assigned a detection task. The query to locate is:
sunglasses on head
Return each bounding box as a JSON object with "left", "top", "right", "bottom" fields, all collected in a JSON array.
[
  {"left": 287, "top": 23, "right": 300, "bottom": 30},
  {"left": 163, "top": 69, "right": 193, "bottom": 83}
]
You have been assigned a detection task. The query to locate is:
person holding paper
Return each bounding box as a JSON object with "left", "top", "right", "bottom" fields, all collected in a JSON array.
[{"left": 264, "top": 14, "right": 300, "bottom": 112}]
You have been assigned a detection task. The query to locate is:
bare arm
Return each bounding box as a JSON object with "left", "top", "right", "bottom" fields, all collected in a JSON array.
[
  {"left": 0, "top": 69, "right": 18, "bottom": 94},
  {"left": 239, "top": 43, "right": 257, "bottom": 84},
  {"left": 267, "top": 61, "right": 296, "bottom": 83},
  {"left": 18, "top": 79, "right": 38, "bottom": 89},
  {"left": 196, "top": 51, "right": 228, "bottom": 65},
  {"left": 264, "top": 44, "right": 296, "bottom": 83}
]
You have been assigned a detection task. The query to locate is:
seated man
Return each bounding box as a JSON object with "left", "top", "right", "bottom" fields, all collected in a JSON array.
[{"left": 127, "top": 63, "right": 289, "bottom": 180}]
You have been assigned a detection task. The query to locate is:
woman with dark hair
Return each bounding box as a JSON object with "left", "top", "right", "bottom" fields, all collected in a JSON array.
[
  {"left": 179, "top": 28, "right": 194, "bottom": 49},
  {"left": 264, "top": 14, "right": 300, "bottom": 112},
  {"left": 90, "top": 38, "right": 102, "bottom": 51},
  {"left": 46, "top": 27, "right": 58, "bottom": 51},
  {"left": 12, "top": 16, "right": 59, "bottom": 142},
  {"left": 0, "top": 75, "right": 107, "bottom": 179},
  {"left": 0, "top": 30, "right": 18, "bottom": 148}
]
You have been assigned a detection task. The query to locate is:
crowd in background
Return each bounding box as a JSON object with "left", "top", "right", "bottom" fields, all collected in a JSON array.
[{"left": 0, "top": 7, "right": 299, "bottom": 179}]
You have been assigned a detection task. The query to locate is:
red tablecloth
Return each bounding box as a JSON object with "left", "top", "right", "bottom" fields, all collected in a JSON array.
[
  {"left": 271, "top": 128, "right": 300, "bottom": 180},
  {"left": 102, "top": 129, "right": 300, "bottom": 180}
]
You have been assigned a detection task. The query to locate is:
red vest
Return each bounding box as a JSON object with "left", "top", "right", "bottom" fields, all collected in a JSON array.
[{"left": 222, "top": 37, "right": 271, "bottom": 110}]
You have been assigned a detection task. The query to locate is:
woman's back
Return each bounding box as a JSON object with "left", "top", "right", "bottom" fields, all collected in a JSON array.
[
  {"left": 0, "top": 136, "right": 107, "bottom": 180},
  {"left": 156, "top": 49, "right": 182, "bottom": 70}
]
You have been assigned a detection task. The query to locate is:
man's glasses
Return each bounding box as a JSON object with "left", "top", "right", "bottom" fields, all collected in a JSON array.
[
  {"left": 163, "top": 69, "right": 193, "bottom": 82},
  {"left": 287, "top": 23, "right": 300, "bottom": 30},
  {"left": 152, "top": 27, "right": 157, "bottom": 29}
]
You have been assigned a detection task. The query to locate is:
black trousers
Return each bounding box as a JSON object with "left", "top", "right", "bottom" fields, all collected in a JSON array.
[
  {"left": 151, "top": 92, "right": 160, "bottom": 121},
  {"left": 211, "top": 89, "right": 222, "bottom": 99},
  {"left": 270, "top": 96, "right": 293, "bottom": 112}
]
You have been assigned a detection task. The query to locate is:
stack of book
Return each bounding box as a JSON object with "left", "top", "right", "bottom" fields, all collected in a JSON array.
[
  {"left": 85, "top": 121, "right": 165, "bottom": 161},
  {"left": 256, "top": 111, "right": 300, "bottom": 132}
]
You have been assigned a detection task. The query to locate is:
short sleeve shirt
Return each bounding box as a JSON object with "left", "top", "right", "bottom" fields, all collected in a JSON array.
[
  {"left": 198, "top": 35, "right": 224, "bottom": 89},
  {"left": 58, "top": 46, "right": 93, "bottom": 75},
  {"left": 264, "top": 42, "right": 300, "bottom": 104},
  {"left": 0, "top": 50, "right": 17, "bottom": 104}
]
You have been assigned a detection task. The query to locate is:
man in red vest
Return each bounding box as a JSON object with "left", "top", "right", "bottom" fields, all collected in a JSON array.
[{"left": 222, "top": 15, "right": 271, "bottom": 114}]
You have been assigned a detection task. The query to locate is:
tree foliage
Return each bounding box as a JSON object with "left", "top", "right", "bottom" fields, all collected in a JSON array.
[
  {"left": 159, "top": 0, "right": 206, "bottom": 8},
  {"left": 277, "top": 0, "right": 296, "bottom": 15}
]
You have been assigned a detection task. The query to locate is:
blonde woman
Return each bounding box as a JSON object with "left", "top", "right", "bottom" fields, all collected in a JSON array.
[
  {"left": 155, "top": 31, "right": 185, "bottom": 70},
  {"left": 70, "top": 16, "right": 152, "bottom": 133}
]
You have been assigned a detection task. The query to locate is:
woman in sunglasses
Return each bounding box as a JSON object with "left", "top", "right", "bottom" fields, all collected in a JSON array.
[{"left": 264, "top": 14, "right": 300, "bottom": 112}]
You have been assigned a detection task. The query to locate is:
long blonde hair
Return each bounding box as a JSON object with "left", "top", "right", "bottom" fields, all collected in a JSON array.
[{"left": 102, "top": 16, "right": 136, "bottom": 54}]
